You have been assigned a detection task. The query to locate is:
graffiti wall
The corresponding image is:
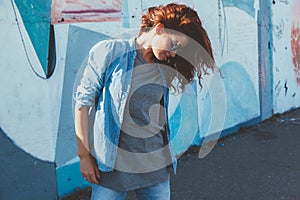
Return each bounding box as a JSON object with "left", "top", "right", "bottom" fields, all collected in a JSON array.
[
  {"left": 194, "top": 0, "right": 260, "bottom": 137},
  {"left": 272, "top": 0, "right": 300, "bottom": 113},
  {"left": 0, "top": 0, "right": 298, "bottom": 199}
]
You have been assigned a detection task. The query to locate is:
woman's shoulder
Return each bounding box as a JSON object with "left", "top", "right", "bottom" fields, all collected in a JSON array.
[
  {"left": 91, "top": 37, "right": 135, "bottom": 52},
  {"left": 87, "top": 37, "right": 136, "bottom": 68}
]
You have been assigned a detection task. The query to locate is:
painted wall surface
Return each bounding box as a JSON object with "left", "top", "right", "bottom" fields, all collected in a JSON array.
[
  {"left": 0, "top": 0, "right": 63, "bottom": 198},
  {"left": 0, "top": 0, "right": 299, "bottom": 199},
  {"left": 272, "top": 0, "right": 300, "bottom": 113},
  {"left": 51, "top": 0, "right": 122, "bottom": 23}
]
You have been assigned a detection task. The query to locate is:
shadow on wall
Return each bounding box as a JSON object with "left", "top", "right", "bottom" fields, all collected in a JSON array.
[{"left": 0, "top": 128, "right": 57, "bottom": 200}]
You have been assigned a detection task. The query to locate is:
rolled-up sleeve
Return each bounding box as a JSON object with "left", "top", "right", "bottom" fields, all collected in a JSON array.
[{"left": 73, "top": 40, "right": 112, "bottom": 110}]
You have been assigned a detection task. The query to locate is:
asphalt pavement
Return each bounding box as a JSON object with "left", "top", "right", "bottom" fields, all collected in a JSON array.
[{"left": 64, "top": 108, "right": 300, "bottom": 200}]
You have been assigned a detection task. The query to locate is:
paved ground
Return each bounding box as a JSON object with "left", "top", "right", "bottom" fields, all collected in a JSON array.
[{"left": 63, "top": 108, "right": 300, "bottom": 200}]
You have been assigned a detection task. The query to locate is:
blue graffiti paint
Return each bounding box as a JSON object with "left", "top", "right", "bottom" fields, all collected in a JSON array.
[
  {"left": 197, "top": 82, "right": 212, "bottom": 143},
  {"left": 56, "top": 157, "right": 91, "bottom": 197},
  {"left": 169, "top": 80, "right": 199, "bottom": 156},
  {"left": 222, "top": 0, "right": 255, "bottom": 18},
  {"left": 199, "top": 61, "right": 259, "bottom": 140},
  {"left": 14, "top": 0, "right": 51, "bottom": 74}
]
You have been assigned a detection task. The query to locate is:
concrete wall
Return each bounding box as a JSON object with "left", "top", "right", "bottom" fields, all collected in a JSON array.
[
  {"left": 0, "top": 0, "right": 299, "bottom": 199},
  {"left": 271, "top": 0, "right": 300, "bottom": 113}
]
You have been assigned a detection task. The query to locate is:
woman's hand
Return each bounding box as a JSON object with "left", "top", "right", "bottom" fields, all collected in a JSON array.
[{"left": 79, "top": 153, "right": 101, "bottom": 184}]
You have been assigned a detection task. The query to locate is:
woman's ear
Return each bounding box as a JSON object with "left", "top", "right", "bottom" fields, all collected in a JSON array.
[{"left": 155, "top": 23, "right": 165, "bottom": 35}]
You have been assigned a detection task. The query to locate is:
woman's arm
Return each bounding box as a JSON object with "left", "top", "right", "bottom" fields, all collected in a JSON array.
[
  {"left": 75, "top": 106, "right": 100, "bottom": 184},
  {"left": 73, "top": 40, "right": 113, "bottom": 184}
]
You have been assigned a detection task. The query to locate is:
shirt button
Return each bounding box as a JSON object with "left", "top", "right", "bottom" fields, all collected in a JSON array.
[{"left": 114, "top": 136, "right": 119, "bottom": 143}]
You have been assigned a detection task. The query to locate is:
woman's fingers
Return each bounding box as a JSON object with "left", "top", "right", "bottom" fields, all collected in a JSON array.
[
  {"left": 86, "top": 174, "right": 92, "bottom": 182},
  {"left": 95, "top": 168, "right": 101, "bottom": 180},
  {"left": 82, "top": 170, "right": 98, "bottom": 184},
  {"left": 80, "top": 155, "right": 100, "bottom": 184},
  {"left": 90, "top": 171, "right": 100, "bottom": 184}
]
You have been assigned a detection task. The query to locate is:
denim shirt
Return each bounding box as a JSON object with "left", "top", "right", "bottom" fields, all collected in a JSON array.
[{"left": 74, "top": 37, "right": 199, "bottom": 174}]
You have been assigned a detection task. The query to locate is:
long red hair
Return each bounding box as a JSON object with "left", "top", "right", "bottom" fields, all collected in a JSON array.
[{"left": 140, "top": 3, "right": 217, "bottom": 91}]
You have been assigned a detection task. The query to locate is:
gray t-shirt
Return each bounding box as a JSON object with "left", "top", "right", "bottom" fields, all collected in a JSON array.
[{"left": 98, "top": 49, "right": 170, "bottom": 191}]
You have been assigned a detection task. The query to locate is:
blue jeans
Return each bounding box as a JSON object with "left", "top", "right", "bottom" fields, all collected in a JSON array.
[{"left": 91, "top": 179, "right": 170, "bottom": 200}]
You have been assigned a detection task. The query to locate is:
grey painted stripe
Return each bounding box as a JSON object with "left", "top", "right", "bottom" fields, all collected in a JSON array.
[{"left": 258, "top": 0, "right": 273, "bottom": 120}]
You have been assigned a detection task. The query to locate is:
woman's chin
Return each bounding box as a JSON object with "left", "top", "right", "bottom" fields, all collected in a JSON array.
[{"left": 158, "top": 55, "right": 168, "bottom": 62}]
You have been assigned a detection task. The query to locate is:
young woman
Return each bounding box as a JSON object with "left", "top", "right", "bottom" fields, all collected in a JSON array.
[{"left": 74, "top": 3, "right": 216, "bottom": 200}]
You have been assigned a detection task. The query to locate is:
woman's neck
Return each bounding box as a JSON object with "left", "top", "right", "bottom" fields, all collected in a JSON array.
[{"left": 135, "top": 33, "right": 155, "bottom": 63}]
